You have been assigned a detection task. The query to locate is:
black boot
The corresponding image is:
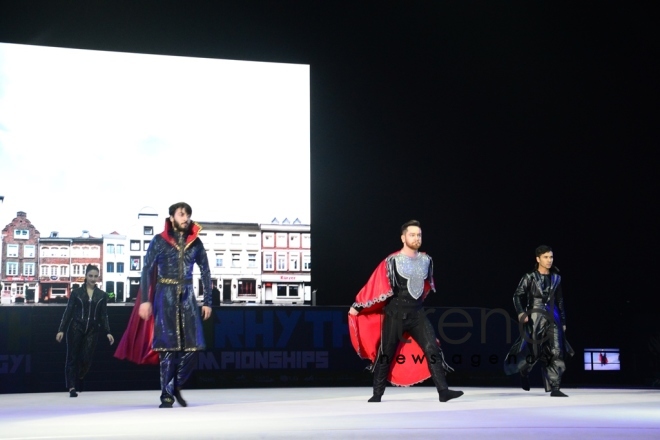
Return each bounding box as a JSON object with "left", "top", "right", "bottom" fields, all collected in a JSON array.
[
  {"left": 439, "top": 389, "right": 464, "bottom": 402},
  {"left": 159, "top": 394, "right": 174, "bottom": 408},
  {"left": 368, "top": 359, "right": 389, "bottom": 402},
  {"left": 521, "top": 374, "right": 530, "bottom": 391},
  {"left": 173, "top": 388, "right": 188, "bottom": 407},
  {"left": 551, "top": 387, "right": 568, "bottom": 397},
  {"left": 69, "top": 389, "right": 78, "bottom": 398},
  {"left": 428, "top": 353, "right": 463, "bottom": 403}
]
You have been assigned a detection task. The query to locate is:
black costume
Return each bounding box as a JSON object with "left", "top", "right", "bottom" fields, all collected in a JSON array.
[
  {"left": 141, "top": 219, "right": 212, "bottom": 407},
  {"left": 504, "top": 268, "right": 574, "bottom": 392},
  {"left": 352, "top": 252, "right": 461, "bottom": 402},
  {"left": 57, "top": 286, "right": 111, "bottom": 391}
]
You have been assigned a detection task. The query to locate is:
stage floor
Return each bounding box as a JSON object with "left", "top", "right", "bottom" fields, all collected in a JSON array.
[{"left": 1, "top": 387, "right": 659, "bottom": 439}]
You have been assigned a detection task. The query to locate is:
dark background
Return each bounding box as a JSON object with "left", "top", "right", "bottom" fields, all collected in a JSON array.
[{"left": 2, "top": 1, "right": 658, "bottom": 385}]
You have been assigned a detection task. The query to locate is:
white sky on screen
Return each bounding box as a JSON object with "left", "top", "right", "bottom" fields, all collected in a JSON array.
[{"left": 0, "top": 43, "right": 310, "bottom": 237}]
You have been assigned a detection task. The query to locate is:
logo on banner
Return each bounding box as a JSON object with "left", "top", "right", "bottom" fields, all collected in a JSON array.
[{"left": 204, "top": 309, "right": 348, "bottom": 371}]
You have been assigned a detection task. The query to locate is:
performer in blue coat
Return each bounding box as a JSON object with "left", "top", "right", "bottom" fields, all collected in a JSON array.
[{"left": 137, "top": 202, "right": 212, "bottom": 408}]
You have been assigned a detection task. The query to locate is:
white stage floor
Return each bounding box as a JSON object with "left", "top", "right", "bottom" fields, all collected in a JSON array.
[{"left": 1, "top": 387, "right": 659, "bottom": 439}]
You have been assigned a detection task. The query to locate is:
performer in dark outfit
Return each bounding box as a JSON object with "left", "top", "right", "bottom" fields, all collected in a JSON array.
[
  {"left": 348, "top": 220, "right": 463, "bottom": 403},
  {"left": 504, "top": 245, "right": 574, "bottom": 397},
  {"left": 134, "top": 202, "right": 212, "bottom": 408},
  {"left": 56, "top": 264, "right": 114, "bottom": 397}
]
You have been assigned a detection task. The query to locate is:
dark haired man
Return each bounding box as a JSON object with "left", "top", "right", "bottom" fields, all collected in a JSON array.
[
  {"left": 348, "top": 220, "right": 463, "bottom": 403},
  {"left": 136, "top": 202, "right": 212, "bottom": 408},
  {"left": 504, "top": 245, "right": 573, "bottom": 397}
]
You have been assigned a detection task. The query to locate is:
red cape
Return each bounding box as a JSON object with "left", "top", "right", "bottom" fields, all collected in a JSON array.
[
  {"left": 349, "top": 253, "right": 435, "bottom": 386},
  {"left": 113, "top": 265, "right": 158, "bottom": 365}
]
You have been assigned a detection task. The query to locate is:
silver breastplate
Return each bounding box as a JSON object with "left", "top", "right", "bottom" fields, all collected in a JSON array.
[{"left": 393, "top": 253, "right": 429, "bottom": 299}]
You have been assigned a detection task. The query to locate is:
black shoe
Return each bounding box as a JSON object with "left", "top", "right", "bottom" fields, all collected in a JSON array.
[
  {"left": 159, "top": 395, "right": 174, "bottom": 408},
  {"left": 551, "top": 388, "right": 568, "bottom": 397},
  {"left": 439, "top": 389, "right": 464, "bottom": 402},
  {"left": 368, "top": 395, "right": 382, "bottom": 402},
  {"left": 173, "top": 388, "right": 188, "bottom": 407},
  {"left": 521, "top": 375, "right": 530, "bottom": 391},
  {"left": 69, "top": 389, "right": 78, "bottom": 398}
]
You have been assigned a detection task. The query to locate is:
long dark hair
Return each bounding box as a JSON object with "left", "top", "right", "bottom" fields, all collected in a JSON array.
[{"left": 85, "top": 264, "right": 99, "bottom": 275}]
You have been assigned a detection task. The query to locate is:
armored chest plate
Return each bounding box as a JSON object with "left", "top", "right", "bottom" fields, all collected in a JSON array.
[{"left": 393, "top": 253, "right": 429, "bottom": 299}]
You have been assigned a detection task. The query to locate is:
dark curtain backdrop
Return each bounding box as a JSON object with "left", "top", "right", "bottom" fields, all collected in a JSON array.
[{"left": 2, "top": 0, "right": 658, "bottom": 381}]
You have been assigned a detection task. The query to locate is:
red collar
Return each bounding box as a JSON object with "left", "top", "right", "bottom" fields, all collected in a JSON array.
[{"left": 159, "top": 219, "right": 202, "bottom": 249}]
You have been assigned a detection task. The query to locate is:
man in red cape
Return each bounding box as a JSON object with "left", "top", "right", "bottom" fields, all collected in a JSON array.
[
  {"left": 348, "top": 220, "right": 463, "bottom": 403},
  {"left": 114, "top": 202, "right": 212, "bottom": 408}
]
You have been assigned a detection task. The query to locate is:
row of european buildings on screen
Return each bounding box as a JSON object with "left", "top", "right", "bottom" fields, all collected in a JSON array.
[{"left": 1, "top": 209, "right": 311, "bottom": 305}]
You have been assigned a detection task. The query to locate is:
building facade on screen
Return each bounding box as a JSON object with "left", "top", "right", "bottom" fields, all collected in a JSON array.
[
  {"left": 1, "top": 212, "right": 40, "bottom": 303},
  {"left": 38, "top": 230, "right": 103, "bottom": 302},
  {"left": 1, "top": 209, "right": 311, "bottom": 305}
]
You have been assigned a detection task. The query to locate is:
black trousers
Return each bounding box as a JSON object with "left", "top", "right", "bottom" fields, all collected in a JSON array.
[
  {"left": 65, "top": 323, "right": 99, "bottom": 390},
  {"left": 519, "top": 314, "right": 566, "bottom": 391},
  {"left": 371, "top": 309, "right": 448, "bottom": 396},
  {"left": 159, "top": 351, "right": 197, "bottom": 399}
]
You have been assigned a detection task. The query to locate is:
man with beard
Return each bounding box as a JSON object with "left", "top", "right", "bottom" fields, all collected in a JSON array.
[
  {"left": 137, "top": 202, "right": 212, "bottom": 408},
  {"left": 504, "top": 245, "right": 573, "bottom": 397},
  {"left": 348, "top": 220, "right": 463, "bottom": 403}
]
